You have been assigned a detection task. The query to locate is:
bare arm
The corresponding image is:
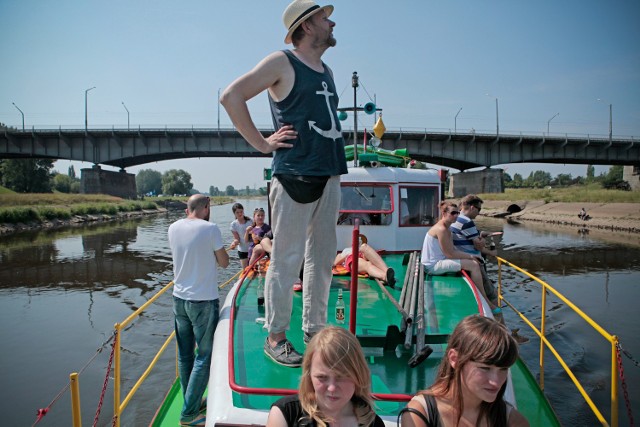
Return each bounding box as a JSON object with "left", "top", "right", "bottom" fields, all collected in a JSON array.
[
  {"left": 220, "top": 51, "right": 297, "bottom": 153},
  {"left": 437, "top": 227, "right": 480, "bottom": 261},
  {"left": 215, "top": 247, "right": 229, "bottom": 269},
  {"left": 229, "top": 230, "right": 241, "bottom": 249},
  {"left": 265, "top": 406, "right": 288, "bottom": 427}
]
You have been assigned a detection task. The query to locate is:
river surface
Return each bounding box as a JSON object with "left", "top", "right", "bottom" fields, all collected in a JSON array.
[{"left": 0, "top": 199, "right": 638, "bottom": 427}]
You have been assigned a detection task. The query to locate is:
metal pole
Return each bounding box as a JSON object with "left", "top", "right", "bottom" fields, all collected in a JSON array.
[
  {"left": 547, "top": 112, "right": 559, "bottom": 134},
  {"left": 12, "top": 102, "right": 24, "bottom": 130},
  {"left": 217, "top": 88, "right": 221, "bottom": 132},
  {"left": 352, "top": 71, "right": 359, "bottom": 167},
  {"left": 85, "top": 86, "right": 96, "bottom": 131},
  {"left": 121, "top": 102, "right": 129, "bottom": 130},
  {"left": 70, "top": 372, "right": 82, "bottom": 427},
  {"left": 495, "top": 98, "right": 499, "bottom": 136},
  {"left": 609, "top": 103, "right": 612, "bottom": 144},
  {"left": 455, "top": 107, "right": 462, "bottom": 133}
]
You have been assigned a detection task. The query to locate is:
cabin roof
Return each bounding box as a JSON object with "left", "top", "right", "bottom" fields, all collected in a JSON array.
[{"left": 342, "top": 166, "right": 441, "bottom": 185}]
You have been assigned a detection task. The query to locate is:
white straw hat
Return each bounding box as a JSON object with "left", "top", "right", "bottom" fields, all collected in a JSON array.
[{"left": 283, "top": 0, "right": 333, "bottom": 44}]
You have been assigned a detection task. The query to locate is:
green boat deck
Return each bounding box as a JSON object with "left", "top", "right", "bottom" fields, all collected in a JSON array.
[{"left": 152, "top": 254, "right": 559, "bottom": 426}]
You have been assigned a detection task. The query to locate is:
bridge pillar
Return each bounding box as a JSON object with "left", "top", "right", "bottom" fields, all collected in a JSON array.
[
  {"left": 80, "top": 165, "right": 137, "bottom": 199},
  {"left": 623, "top": 166, "right": 640, "bottom": 191},
  {"left": 448, "top": 168, "right": 504, "bottom": 198}
]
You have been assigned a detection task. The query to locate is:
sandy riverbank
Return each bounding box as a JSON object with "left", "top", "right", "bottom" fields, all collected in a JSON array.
[{"left": 481, "top": 200, "right": 640, "bottom": 234}]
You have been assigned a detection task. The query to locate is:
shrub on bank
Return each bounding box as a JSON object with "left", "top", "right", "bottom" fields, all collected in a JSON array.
[{"left": 0, "top": 207, "right": 40, "bottom": 223}]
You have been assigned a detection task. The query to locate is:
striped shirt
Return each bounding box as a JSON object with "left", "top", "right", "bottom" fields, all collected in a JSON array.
[{"left": 450, "top": 213, "right": 481, "bottom": 256}]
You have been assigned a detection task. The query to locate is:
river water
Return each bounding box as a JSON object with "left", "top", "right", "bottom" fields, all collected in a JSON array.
[{"left": 0, "top": 199, "right": 638, "bottom": 427}]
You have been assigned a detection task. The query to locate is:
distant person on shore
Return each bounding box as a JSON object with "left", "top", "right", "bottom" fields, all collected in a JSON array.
[
  {"left": 421, "top": 201, "right": 499, "bottom": 313},
  {"left": 246, "top": 207, "right": 273, "bottom": 265},
  {"left": 168, "top": 194, "right": 230, "bottom": 427},
  {"left": 229, "top": 203, "right": 253, "bottom": 269},
  {"left": 333, "top": 243, "right": 396, "bottom": 286},
  {"left": 451, "top": 194, "right": 502, "bottom": 318},
  {"left": 221, "top": 0, "right": 347, "bottom": 367},
  {"left": 578, "top": 207, "right": 589, "bottom": 221},
  {"left": 401, "top": 315, "right": 529, "bottom": 427},
  {"left": 266, "top": 326, "right": 385, "bottom": 427}
]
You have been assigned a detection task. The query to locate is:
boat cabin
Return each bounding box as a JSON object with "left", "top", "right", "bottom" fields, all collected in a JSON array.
[{"left": 336, "top": 166, "right": 443, "bottom": 252}]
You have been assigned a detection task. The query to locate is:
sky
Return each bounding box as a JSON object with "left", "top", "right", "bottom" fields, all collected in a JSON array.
[{"left": 1, "top": 0, "right": 639, "bottom": 191}]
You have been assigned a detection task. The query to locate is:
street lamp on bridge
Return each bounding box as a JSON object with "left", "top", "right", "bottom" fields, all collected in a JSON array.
[
  {"left": 454, "top": 107, "right": 462, "bottom": 133},
  {"left": 597, "top": 98, "right": 612, "bottom": 144},
  {"left": 485, "top": 93, "right": 499, "bottom": 136},
  {"left": 547, "top": 112, "right": 559, "bottom": 134},
  {"left": 122, "top": 102, "right": 130, "bottom": 130},
  {"left": 85, "top": 86, "right": 96, "bottom": 131},
  {"left": 12, "top": 102, "right": 24, "bottom": 131}
]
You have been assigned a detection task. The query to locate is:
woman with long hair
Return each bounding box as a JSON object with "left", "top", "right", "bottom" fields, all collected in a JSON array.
[
  {"left": 401, "top": 315, "right": 529, "bottom": 427},
  {"left": 229, "top": 203, "right": 253, "bottom": 268},
  {"left": 267, "top": 326, "right": 385, "bottom": 427}
]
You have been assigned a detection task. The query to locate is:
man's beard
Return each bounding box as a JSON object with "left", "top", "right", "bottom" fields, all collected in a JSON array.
[{"left": 327, "top": 34, "right": 337, "bottom": 47}]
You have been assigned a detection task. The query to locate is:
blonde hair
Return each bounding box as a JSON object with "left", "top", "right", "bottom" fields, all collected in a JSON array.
[
  {"left": 426, "top": 315, "right": 518, "bottom": 427},
  {"left": 299, "top": 327, "right": 377, "bottom": 427},
  {"left": 439, "top": 200, "right": 457, "bottom": 217}
]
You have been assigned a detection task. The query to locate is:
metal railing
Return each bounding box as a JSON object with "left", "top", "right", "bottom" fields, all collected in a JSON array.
[
  {"left": 496, "top": 257, "right": 618, "bottom": 427},
  {"left": 68, "top": 281, "right": 177, "bottom": 427}
]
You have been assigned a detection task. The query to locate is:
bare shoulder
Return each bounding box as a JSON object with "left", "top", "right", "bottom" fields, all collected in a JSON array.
[
  {"left": 265, "top": 405, "right": 287, "bottom": 427},
  {"left": 508, "top": 408, "right": 530, "bottom": 427}
]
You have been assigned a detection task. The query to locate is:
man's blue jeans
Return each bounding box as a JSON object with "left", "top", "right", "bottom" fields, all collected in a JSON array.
[{"left": 173, "top": 297, "right": 219, "bottom": 422}]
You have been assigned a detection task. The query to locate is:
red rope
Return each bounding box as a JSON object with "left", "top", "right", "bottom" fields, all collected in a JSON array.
[
  {"left": 616, "top": 342, "right": 635, "bottom": 427},
  {"left": 93, "top": 330, "right": 118, "bottom": 427}
]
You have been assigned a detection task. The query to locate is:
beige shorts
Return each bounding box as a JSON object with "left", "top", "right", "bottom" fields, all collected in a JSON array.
[{"left": 428, "top": 259, "right": 462, "bottom": 275}]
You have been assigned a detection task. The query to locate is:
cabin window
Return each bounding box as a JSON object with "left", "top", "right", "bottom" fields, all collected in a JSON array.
[
  {"left": 399, "top": 185, "right": 439, "bottom": 226},
  {"left": 338, "top": 184, "right": 392, "bottom": 226}
]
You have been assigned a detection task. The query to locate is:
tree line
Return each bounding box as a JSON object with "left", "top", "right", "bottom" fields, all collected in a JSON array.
[
  {"left": 503, "top": 165, "right": 628, "bottom": 190},
  {"left": 0, "top": 158, "right": 267, "bottom": 197}
]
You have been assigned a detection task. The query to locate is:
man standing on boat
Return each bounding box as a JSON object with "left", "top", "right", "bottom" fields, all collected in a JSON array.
[
  {"left": 168, "top": 194, "right": 230, "bottom": 426},
  {"left": 220, "top": 0, "right": 346, "bottom": 367}
]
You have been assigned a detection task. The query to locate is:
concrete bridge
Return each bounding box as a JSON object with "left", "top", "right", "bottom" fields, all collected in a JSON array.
[{"left": 1, "top": 127, "right": 638, "bottom": 197}]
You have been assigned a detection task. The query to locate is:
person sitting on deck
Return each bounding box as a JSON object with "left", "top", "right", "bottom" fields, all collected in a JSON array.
[
  {"left": 266, "top": 326, "right": 386, "bottom": 427},
  {"left": 401, "top": 315, "right": 529, "bottom": 427},
  {"left": 450, "top": 194, "right": 502, "bottom": 317},
  {"left": 246, "top": 207, "right": 273, "bottom": 266},
  {"left": 421, "top": 201, "right": 500, "bottom": 314},
  {"left": 333, "top": 243, "right": 396, "bottom": 286}
]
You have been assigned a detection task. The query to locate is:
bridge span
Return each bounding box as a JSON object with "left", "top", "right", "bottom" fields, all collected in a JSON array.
[{"left": 1, "top": 127, "right": 638, "bottom": 171}]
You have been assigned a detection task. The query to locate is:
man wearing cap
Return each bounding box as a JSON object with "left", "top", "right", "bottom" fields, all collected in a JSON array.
[{"left": 220, "top": 0, "right": 346, "bottom": 367}]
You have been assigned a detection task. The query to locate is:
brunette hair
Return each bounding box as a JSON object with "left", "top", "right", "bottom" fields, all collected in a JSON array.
[
  {"left": 299, "top": 327, "right": 377, "bottom": 427},
  {"left": 439, "top": 200, "right": 458, "bottom": 217},
  {"left": 231, "top": 202, "right": 250, "bottom": 222},
  {"left": 426, "top": 315, "right": 518, "bottom": 427},
  {"left": 460, "top": 194, "right": 483, "bottom": 209}
]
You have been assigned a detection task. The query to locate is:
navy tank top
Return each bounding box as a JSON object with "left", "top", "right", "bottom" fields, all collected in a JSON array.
[{"left": 269, "top": 50, "right": 347, "bottom": 177}]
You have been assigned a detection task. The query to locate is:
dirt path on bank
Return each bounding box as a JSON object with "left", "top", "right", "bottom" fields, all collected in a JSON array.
[{"left": 481, "top": 200, "right": 640, "bottom": 234}]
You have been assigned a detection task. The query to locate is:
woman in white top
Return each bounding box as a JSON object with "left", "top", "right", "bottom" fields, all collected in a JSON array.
[
  {"left": 421, "top": 201, "right": 498, "bottom": 313},
  {"left": 229, "top": 203, "right": 253, "bottom": 269}
]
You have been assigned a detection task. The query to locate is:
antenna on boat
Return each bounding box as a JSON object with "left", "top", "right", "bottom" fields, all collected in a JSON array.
[{"left": 352, "top": 71, "right": 359, "bottom": 167}]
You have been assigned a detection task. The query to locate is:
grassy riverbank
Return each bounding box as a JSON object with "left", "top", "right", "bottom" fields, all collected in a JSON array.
[
  {"left": 0, "top": 190, "right": 234, "bottom": 225},
  {"left": 478, "top": 183, "right": 640, "bottom": 203}
]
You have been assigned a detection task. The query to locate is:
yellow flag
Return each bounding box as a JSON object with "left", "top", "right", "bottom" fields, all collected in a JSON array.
[{"left": 373, "top": 115, "right": 386, "bottom": 139}]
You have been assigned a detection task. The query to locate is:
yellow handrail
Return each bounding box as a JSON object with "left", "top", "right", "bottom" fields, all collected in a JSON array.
[
  {"left": 112, "top": 281, "right": 176, "bottom": 427},
  {"left": 496, "top": 257, "right": 618, "bottom": 427}
]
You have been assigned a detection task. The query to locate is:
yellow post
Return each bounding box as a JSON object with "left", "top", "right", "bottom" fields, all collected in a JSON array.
[
  {"left": 539, "top": 284, "right": 547, "bottom": 390},
  {"left": 113, "top": 324, "right": 121, "bottom": 427},
  {"left": 70, "top": 372, "right": 82, "bottom": 427},
  {"left": 611, "top": 336, "right": 618, "bottom": 427}
]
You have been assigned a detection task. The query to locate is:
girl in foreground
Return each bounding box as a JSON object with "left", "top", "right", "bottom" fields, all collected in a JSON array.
[
  {"left": 401, "top": 315, "right": 529, "bottom": 427},
  {"left": 267, "top": 326, "right": 385, "bottom": 427}
]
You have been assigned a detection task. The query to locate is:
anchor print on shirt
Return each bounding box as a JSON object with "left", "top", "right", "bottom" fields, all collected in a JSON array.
[{"left": 308, "top": 81, "right": 342, "bottom": 141}]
